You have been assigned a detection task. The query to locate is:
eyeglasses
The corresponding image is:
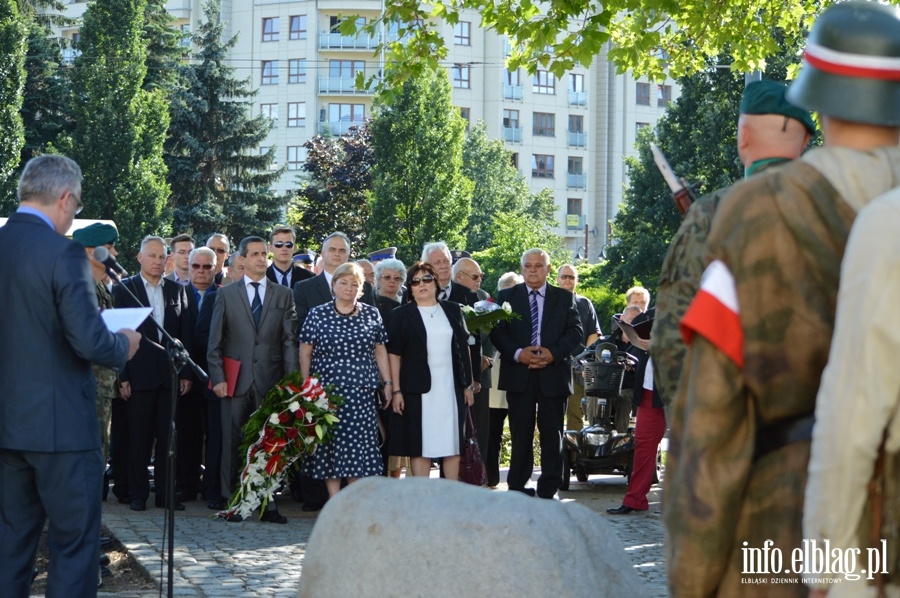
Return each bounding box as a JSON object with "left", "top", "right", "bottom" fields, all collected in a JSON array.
[
  {"left": 381, "top": 275, "right": 404, "bottom": 282},
  {"left": 462, "top": 272, "right": 484, "bottom": 281},
  {"left": 191, "top": 263, "right": 213, "bottom": 270},
  {"left": 409, "top": 274, "right": 436, "bottom": 287},
  {"left": 70, "top": 192, "right": 83, "bottom": 215},
  {"left": 558, "top": 274, "right": 576, "bottom": 280},
  {"left": 210, "top": 248, "right": 228, "bottom": 254},
  {"left": 273, "top": 241, "right": 295, "bottom": 249}
]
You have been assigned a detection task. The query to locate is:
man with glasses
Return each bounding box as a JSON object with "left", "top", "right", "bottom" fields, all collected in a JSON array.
[
  {"left": 206, "top": 233, "right": 230, "bottom": 286},
  {"left": 266, "top": 225, "right": 314, "bottom": 289},
  {"left": 491, "top": 249, "right": 582, "bottom": 499},
  {"left": 165, "top": 234, "right": 195, "bottom": 286},
  {"left": 556, "top": 264, "right": 601, "bottom": 431}
]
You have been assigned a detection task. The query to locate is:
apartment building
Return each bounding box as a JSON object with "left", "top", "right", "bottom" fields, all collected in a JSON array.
[{"left": 54, "top": 0, "right": 677, "bottom": 260}]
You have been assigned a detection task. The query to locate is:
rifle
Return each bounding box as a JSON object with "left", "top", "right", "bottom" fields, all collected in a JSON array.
[{"left": 650, "top": 143, "right": 700, "bottom": 217}]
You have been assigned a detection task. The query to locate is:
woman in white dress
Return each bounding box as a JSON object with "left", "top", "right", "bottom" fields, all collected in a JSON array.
[{"left": 387, "top": 261, "right": 474, "bottom": 479}]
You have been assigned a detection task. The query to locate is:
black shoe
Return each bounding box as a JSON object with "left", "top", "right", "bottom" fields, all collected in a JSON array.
[
  {"left": 509, "top": 487, "right": 536, "bottom": 497},
  {"left": 99, "top": 554, "right": 110, "bottom": 567},
  {"left": 175, "top": 491, "right": 197, "bottom": 503},
  {"left": 301, "top": 502, "right": 323, "bottom": 512},
  {"left": 116, "top": 495, "right": 132, "bottom": 505},
  {"left": 261, "top": 509, "right": 288, "bottom": 524},
  {"left": 207, "top": 499, "right": 226, "bottom": 510},
  {"left": 99, "top": 536, "right": 113, "bottom": 550},
  {"left": 155, "top": 501, "right": 185, "bottom": 511},
  {"left": 129, "top": 500, "right": 146, "bottom": 511},
  {"left": 606, "top": 504, "right": 646, "bottom": 515}
]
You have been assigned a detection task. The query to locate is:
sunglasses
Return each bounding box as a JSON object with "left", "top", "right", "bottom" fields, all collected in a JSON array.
[
  {"left": 210, "top": 248, "right": 228, "bottom": 254},
  {"left": 462, "top": 272, "right": 483, "bottom": 281},
  {"left": 409, "top": 274, "right": 436, "bottom": 287},
  {"left": 558, "top": 274, "right": 576, "bottom": 280},
  {"left": 191, "top": 263, "right": 213, "bottom": 270},
  {"left": 273, "top": 241, "right": 295, "bottom": 249}
]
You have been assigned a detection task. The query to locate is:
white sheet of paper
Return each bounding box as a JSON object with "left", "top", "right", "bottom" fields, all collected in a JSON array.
[{"left": 101, "top": 307, "right": 152, "bottom": 332}]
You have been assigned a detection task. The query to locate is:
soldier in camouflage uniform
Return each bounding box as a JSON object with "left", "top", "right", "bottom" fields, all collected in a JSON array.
[
  {"left": 665, "top": 3, "right": 900, "bottom": 595},
  {"left": 652, "top": 80, "right": 815, "bottom": 409},
  {"left": 72, "top": 223, "right": 121, "bottom": 459}
]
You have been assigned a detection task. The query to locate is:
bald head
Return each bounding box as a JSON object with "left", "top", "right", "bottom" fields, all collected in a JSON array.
[{"left": 737, "top": 113, "right": 811, "bottom": 168}]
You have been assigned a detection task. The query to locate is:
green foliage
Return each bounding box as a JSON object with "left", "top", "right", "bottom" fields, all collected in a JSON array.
[
  {"left": 574, "top": 263, "right": 626, "bottom": 327},
  {"left": 286, "top": 125, "right": 373, "bottom": 253},
  {"left": 61, "top": 0, "right": 170, "bottom": 263},
  {"left": 142, "top": 0, "right": 187, "bottom": 93},
  {"left": 0, "top": 0, "right": 27, "bottom": 208},
  {"left": 368, "top": 68, "right": 473, "bottom": 261},
  {"left": 165, "top": 0, "right": 287, "bottom": 245}
]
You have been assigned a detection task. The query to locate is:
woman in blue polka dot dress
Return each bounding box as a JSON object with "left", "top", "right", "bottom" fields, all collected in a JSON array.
[{"left": 298, "top": 262, "right": 392, "bottom": 496}]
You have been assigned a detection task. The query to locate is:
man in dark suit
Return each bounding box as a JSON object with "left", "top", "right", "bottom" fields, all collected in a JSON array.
[
  {"left": 208, "top": 236, "right": 298, "bottom": 522},
  {"left": 0, "top": 155, "right": 140, "bottom": 597},
  {"left": 164, "top": 233, "right": 195, "bottom": 286},
  {"left": 491, "top": 248, "right": 582, "bottom": 499},
  {"left": 266, "top": 225, "right": 314, "bottom": 289},
  {"left": 114, "top": 235, "right": 194, "bottom": 512},
  {"left": 206, "top": 233, "right": 230, "bottom": 286}
]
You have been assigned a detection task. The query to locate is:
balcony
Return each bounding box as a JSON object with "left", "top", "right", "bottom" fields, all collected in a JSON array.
[
  {"left": 318, "top": 76, "right": 373, "bottom": 95},
  {"left": 567, "top": 173, "right": 586, "bottom": 189},
  {"left": 61, "top": 48, "right": 81, "bottom": 64},
  {"left": 503, "top": 126, "right": 522, "bottom": 143},
  {"left": 566, "top": 214, "right": 586, "bottom": 230},
  {"left": 503, "top": 83, "right": 523, "bottom": 100},
  {"left": 318, "top": 31, "right": 379, "bottom": 51},
  {"left": 318, "top": 119, "right": 366, "bottom": 136},
  {"left": 568, "top": 90, "right": 588, "bottom": 106},
  {"left": 568, "top": 131, "right": 586, "bottom": 147}
]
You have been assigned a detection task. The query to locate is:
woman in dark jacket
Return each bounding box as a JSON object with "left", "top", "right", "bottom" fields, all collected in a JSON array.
[{"left": 388, "top": 261, "right": 474, "bottom": 479}]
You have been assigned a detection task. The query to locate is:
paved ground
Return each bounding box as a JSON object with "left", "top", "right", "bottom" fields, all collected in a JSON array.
[{"left": 74, "top": 469, "right": 667, "bottom": 597}]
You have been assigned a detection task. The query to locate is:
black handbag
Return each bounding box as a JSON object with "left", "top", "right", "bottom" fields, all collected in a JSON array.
[{"left": 458, "top": 405, "right": 486, "bottom": 486}]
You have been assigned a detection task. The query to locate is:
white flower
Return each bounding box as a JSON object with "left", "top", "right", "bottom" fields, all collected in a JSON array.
[
  {"left": 468, "top": 334, "right": 476, "bottom": 346},
  {"left": 461, "top": 305, "right": 474, "bottom": 314},
  {"left": 268, "top": 413, "right": 280, "bottom": 426},
  {"left": 502, "top": 301, "right": 512, "bottom": 314},
  {"left": 288, "top": 401, "right": 300, "bottom": 412}
]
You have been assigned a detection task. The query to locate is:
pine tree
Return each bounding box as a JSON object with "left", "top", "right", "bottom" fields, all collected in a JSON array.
[
  {"left": 142, "top": 0, "right": 186, "bottom": 93},
  {"left": 62, "top": 0, "right": 170, "bottom": 260},
  {"left": 165, "top": 0, "right": 287, "bottom": 243}
]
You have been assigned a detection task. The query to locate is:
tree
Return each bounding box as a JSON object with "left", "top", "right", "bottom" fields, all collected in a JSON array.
[
  {"left": 0, "top": 0, "right": 27, "bottom": 208},
  {"left": 343, "top": 0, "right": 834, "bottom": 96},
  {"left": 142, "top": 0, "right": 186, "bottom": 93},
  {"left": 62, "top": 0, "right": 170, "bottom": 261},
  {"left": 164, "top": 0, "right": 287, "bottom": 244},
  {"left": 368, "top": 68, "right": 473, "bottom": 261},
  {"left": 286, "top": 125, "right": 374, "bottom": 252}
]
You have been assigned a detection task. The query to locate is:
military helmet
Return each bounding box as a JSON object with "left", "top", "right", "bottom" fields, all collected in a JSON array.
[{"left": 787, "top": 1, "right": 900, "bottom": 126}]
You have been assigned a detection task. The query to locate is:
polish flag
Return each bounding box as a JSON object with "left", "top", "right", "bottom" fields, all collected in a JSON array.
[{"left": 680, "top": 260, "right": 743, "bottom": 368}]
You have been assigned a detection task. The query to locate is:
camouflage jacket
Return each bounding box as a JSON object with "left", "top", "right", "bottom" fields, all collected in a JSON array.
[
  {"left": 664, "top": 146, "right": 900, "bottom": 597},
  {"left": 652, "top": 161, "right": 787, "bottom": 408},
  {"left": 93, "top": 280, "right": 119, "bottom": 398}
]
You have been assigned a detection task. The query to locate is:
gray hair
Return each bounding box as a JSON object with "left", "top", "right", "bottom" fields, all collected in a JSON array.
[
  {"left": 189, "top": 246, "right": 217, "bottom": 267},
  {"left": 520, "top": 248, "right": 550, "bottom": 268},
  {"left": 140, "top": 235, "right": 166, "bottom": 253},
  {"left": 374, "top": 258, "right": 407, "bottom": 299},
  {"left": 206, "top": 233, "right": 230, "bottom": 250},
  {"left": 322, "top": 231, "right": 351, "bottom": 252},
  {"left": 497, "top": 272, "right": 523, "bottom": 292},
  {"left": 18, "top": 155, "right": 82, "bottom": 206},
  {"left": 355, "top": 258, "right": 374, "bottom": 270},
  {"left": 421, "top": 241, "right": 450, "bottom": 263}
]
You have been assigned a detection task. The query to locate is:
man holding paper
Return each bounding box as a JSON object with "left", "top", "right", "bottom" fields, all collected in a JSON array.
[{"left": 0, "top": 155, "right": 140, "bottom": 597}]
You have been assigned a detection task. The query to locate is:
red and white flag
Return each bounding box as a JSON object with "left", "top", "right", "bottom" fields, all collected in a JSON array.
[{"left": 680, "top": 259, "right": 743, "bottom": 367}]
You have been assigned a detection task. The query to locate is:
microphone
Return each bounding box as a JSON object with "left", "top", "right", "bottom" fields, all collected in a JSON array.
[{"left": 93, "top": 246, "right": 128, "bottom": 277}]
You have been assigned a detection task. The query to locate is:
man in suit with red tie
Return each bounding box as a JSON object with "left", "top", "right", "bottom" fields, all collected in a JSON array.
[
  {"left": 208, "top": 236, "right": 298, "bottom": 522},
  {"left": 491, "top": 248, "right": 582, "bottom": 499}
]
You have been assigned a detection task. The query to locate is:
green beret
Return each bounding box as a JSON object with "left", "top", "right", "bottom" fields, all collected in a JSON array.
[
  {"left": 72, "top": 222, "right": 118, "bottom": 247},
  {"left": 740, "top": 80, "right": 817, "bottom": 135}
]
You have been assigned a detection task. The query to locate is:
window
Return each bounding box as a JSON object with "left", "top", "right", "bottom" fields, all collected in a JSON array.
[
  {"left": 260, "top": 146, "right": 278, "bottom": 170},
  {"left": 533, "top": 112, "right": 555, "bottom": 136},
  {"left": 636, "top": 122, "right": 650, "bottom": 135},
  {"left": 451, "top": 64, "right": 470, "bottom": 89},
  {"left": 329, "top": 60, "right": 365, "bottom": 79},
  {"left": 568, "top": 156, "right": 583, "bottom": 175},
  {"left": 506, "top": 68, "right": 520, "bottom": 86},
  {"left": 658, "top": 84, "right": 672, "bottom": 107},
  {"left": 288, "top": 59, "right": 306, "bottom": 84},
  {"left": 260, "top": 103, "right": 278, "bottom": 121},
  {"left": 180, "top": 24, "right": 191, "bottom": 48},
  {"left": 503, "top": 109, "right": 519, "bottom": 129},
  {"left": 569, "top": 114, "right": 584, "bottom": 133},
  {"left": 510, "top": 153, "right": 519, "bottom": 169},
  {"left": 533, "top": 70, "right": 555, "bottom": 94},
  {"left": 261, "top": 61, "right": 279, "bottom": 85},
  {"left": 329, "top": 103, "right": 365, "bottom": 123},
  {"left": 287, "top": 146, "right": 302, "bottom": 171},
  {"left": 330, "top": 16, "right": 365, "bottom": 32},
  {"left": 532, "top": 154, "right": 554, "bottom": 178},
  {"left": 454, "top": 21, "right": 471, "bottom": 45},
  {"left": 636, "top": 82, "right": 650, "bottom": 105},
  {"left": 459, "top": 107, "right": 470, "bottom": 128},
  {"left": 570, "top": 74, "right": 585, "bottom": 92},
  {"left": 262, "top": 17, "right": 279, "bottom": 42},
  {"left": 287, "top": 102, "right": 306, "bottom": 127},
  {"left": 289, "top": 15, "right": 307, "bottom": 40},
  {"left": 567, "top": 197, "right": 582, "bottom": 215}
]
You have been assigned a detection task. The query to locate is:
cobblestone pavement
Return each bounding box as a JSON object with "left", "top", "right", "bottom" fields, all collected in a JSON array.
[{"left": 68, "top": 470, "right": 667, "bottom": 597}]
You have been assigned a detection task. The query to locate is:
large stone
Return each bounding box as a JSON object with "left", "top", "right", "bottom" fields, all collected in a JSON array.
[{"left": 298, "top": 477, "right": 646, "bottom": 597}]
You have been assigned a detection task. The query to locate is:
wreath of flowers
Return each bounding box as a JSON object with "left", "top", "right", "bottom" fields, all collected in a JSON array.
[
  {"left": 218, "top": 371, "right": 344, "bottom": 520},
  {"left": 461, "top": 299, "right": 521, "bottom": 336}
]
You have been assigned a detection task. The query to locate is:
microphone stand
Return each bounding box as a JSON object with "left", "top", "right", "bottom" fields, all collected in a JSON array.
[{"left": 106, "top": 267, "right": 207, "bottom": 598}]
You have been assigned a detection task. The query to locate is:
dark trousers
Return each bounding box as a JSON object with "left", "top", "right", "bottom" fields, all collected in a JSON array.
[
  {"left": 175, "top": 387, "right": 204, "bottom": 498},
  {"left": 0, "top": 448, "right": 103, "bottom": 598},
  {"left": 506, "top": 371, "right": 566, "bottom": 497},
  {"left": 623, "top": 390, "right": 666, "bottom": 511},
  {"left": 126, "top": 387, "right": 173, "bottom": 504},
  {"left": 473, "top": 385, "right": 490, "bottom": 462},
  {"left": 203, "top": 391, "right": 224, "bottom": 501},
  {"left": 110, "top": 396, "right": 130, "bottom": 500},
  {"left": 486, "top": 407, "right": 508, "bottom": 487}
]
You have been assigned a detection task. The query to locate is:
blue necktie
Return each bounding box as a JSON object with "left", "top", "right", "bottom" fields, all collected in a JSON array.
[
  {"left": 250, "top": 282, "right": 262, "bottom": 328},
  {"left": 529, "top": 290, "right": 540, "bottom": 346}
]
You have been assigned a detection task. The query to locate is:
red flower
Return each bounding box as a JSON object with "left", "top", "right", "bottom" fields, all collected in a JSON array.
[
  {"left": 306, "top": 423, "right": 317, "bottom": 437},
  {"left": 278, "top": 411, "right": 291, "bottom": 424},
  {"left": 486, "top": 296, "right": 495, "bottom": 302},
  {"left": 286, "top": 427, "right": 299, "bottom": 439},
  {"left": 265, "top": 454, "right": 283, "bottom": 475},
  {"left": 294, "top": 406, "right": 306, "bottom": 419},
  {"left": 263, "top": 435, "right": 287, "bottom": 454}
]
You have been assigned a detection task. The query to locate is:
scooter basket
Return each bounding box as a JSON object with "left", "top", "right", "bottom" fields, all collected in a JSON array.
[{"left": 583, "top": 361, "right": 625, "bottom": 398}]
